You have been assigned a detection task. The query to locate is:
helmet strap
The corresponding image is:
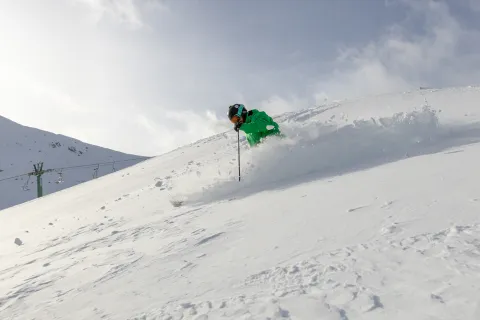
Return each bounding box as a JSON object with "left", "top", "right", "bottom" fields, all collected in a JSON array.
[{"left": 236, "top": 104, "right": 244, "bottom": 117}]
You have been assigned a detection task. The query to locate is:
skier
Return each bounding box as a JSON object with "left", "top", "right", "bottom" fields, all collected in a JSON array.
[{"left": 228, "top": 103, "right": 282, "bottom": 147}]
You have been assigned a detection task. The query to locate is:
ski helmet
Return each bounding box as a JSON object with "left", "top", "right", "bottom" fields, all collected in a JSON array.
[{"left": 228, "top": 104, "right": 247, "bottom": 122}]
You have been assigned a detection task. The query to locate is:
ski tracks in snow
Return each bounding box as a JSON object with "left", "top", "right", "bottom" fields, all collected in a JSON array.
[
  {"left": 132, "top": 223, "right": 480, "bottom": 320},
  {"left": 0, "top": 201, "right": 213, "bottom": 317}
]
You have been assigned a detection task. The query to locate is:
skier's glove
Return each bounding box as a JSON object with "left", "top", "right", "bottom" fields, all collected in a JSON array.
[{"left": 234, "top": 122, "right": 242, "bottom": 132}]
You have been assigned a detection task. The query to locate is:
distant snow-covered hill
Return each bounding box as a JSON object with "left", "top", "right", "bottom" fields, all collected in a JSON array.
[{"left": 0, "top": 115, "right": 149, "bottom": 211}]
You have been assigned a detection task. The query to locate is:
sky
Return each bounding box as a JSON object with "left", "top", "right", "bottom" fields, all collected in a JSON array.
[{"left": 0, "top": 0, "right": 480, "bottom": 156}]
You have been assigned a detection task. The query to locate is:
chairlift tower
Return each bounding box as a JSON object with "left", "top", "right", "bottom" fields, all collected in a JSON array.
[{"left": 28, "top": 162, "right": 53, "bottom": 198}]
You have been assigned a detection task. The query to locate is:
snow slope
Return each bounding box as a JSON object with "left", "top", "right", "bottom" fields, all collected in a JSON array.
[
  {"left": 1, "top": 86, "right": 480, "bottom": 320},
  {"left": 0, "top": 115, "right": 149, "bottom": 211}
]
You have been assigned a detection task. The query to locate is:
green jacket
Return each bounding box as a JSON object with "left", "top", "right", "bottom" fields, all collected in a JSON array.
[{"left": 240, "top": 109, "right": 281, "bottom": 146}]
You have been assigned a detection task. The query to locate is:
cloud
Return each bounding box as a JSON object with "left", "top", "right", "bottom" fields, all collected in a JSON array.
[
  {"left": 71, "top": 0, "right": 168, "bottom": 28},
  {"left": 466, "top": 0, "right": 480, "bottom": 11},
  {"left": 132, "top": 109, "right": 230, "bottom": 155},
  {"left": 1, "top": 0, "right": 479, "bottom": 157},
  {"left": 0, "top": 0, "right": 172, "bottom": 155},
  {"left": 310, "top": 0, "right": 480, "bottom": 101},
  {"left": 250, "top": 0, "right": 480, "bottom": 117},
  {"left": 258, "top": 96, "right": 310, "bottom": 117}
]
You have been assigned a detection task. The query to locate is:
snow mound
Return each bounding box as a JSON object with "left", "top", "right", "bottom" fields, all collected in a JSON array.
[{"left": 179, "top": 106, "right": 478, "bottom": 204}]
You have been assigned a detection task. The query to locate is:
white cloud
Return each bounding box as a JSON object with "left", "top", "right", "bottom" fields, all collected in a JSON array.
[
  {"left": 131, "top": 109, "right": 231, "bottom": 155},
  {"left": 0, "top": 1, "right": 173, "bottom": 155},
  {"left": 71, "top": 0, "right": 167, "bottom": 28},
  {"left": 1, "top": 0, "right": 479, "bottom": 157},
  {"left": 312, "top": 0, "right": 480, "bottom": 100},
  {"left": 258, "top": 96, "right": 310, "bottom": 118},
  {"left": 467, "top": 0, "right": 480, "bottom": 11}
]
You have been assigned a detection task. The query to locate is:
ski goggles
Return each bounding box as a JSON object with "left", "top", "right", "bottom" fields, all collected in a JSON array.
[{"left": 230, "top": 105, "right": 244, "bottom": 123}]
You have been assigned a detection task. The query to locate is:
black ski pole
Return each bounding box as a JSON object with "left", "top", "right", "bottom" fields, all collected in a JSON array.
[{"left": 237, "top": 130, "right": 241, "bottom": 181}]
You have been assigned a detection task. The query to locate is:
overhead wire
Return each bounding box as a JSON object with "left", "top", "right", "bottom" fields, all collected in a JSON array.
[{"left": 0, "top": 157, "right": 147, "bottom": 183}]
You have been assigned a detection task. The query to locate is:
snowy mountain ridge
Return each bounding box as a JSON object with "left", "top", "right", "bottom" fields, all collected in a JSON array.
[
  {"left": 0, "top": 115, "right": 149, "bottom": 211},
  {"left": 1, "top": 86, "right": 480, "bottom": 319}
]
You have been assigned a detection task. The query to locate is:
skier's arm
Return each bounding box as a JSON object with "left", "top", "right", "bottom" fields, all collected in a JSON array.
[
  {"left": 240, "top": 121, "right": 267, "bottom": 133},
  {"left": 240, "top": 112, "right": 274, "bottom": 133}
]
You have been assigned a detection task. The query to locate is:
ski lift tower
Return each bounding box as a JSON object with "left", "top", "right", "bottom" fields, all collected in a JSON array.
[{"left": 28, "top": 162, "right": 53, "bottom": 198}]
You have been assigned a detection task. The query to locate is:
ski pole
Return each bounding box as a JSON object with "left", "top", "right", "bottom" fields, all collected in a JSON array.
[{"left": 237, "top": 130, "right": 241, "bottom": 181}]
